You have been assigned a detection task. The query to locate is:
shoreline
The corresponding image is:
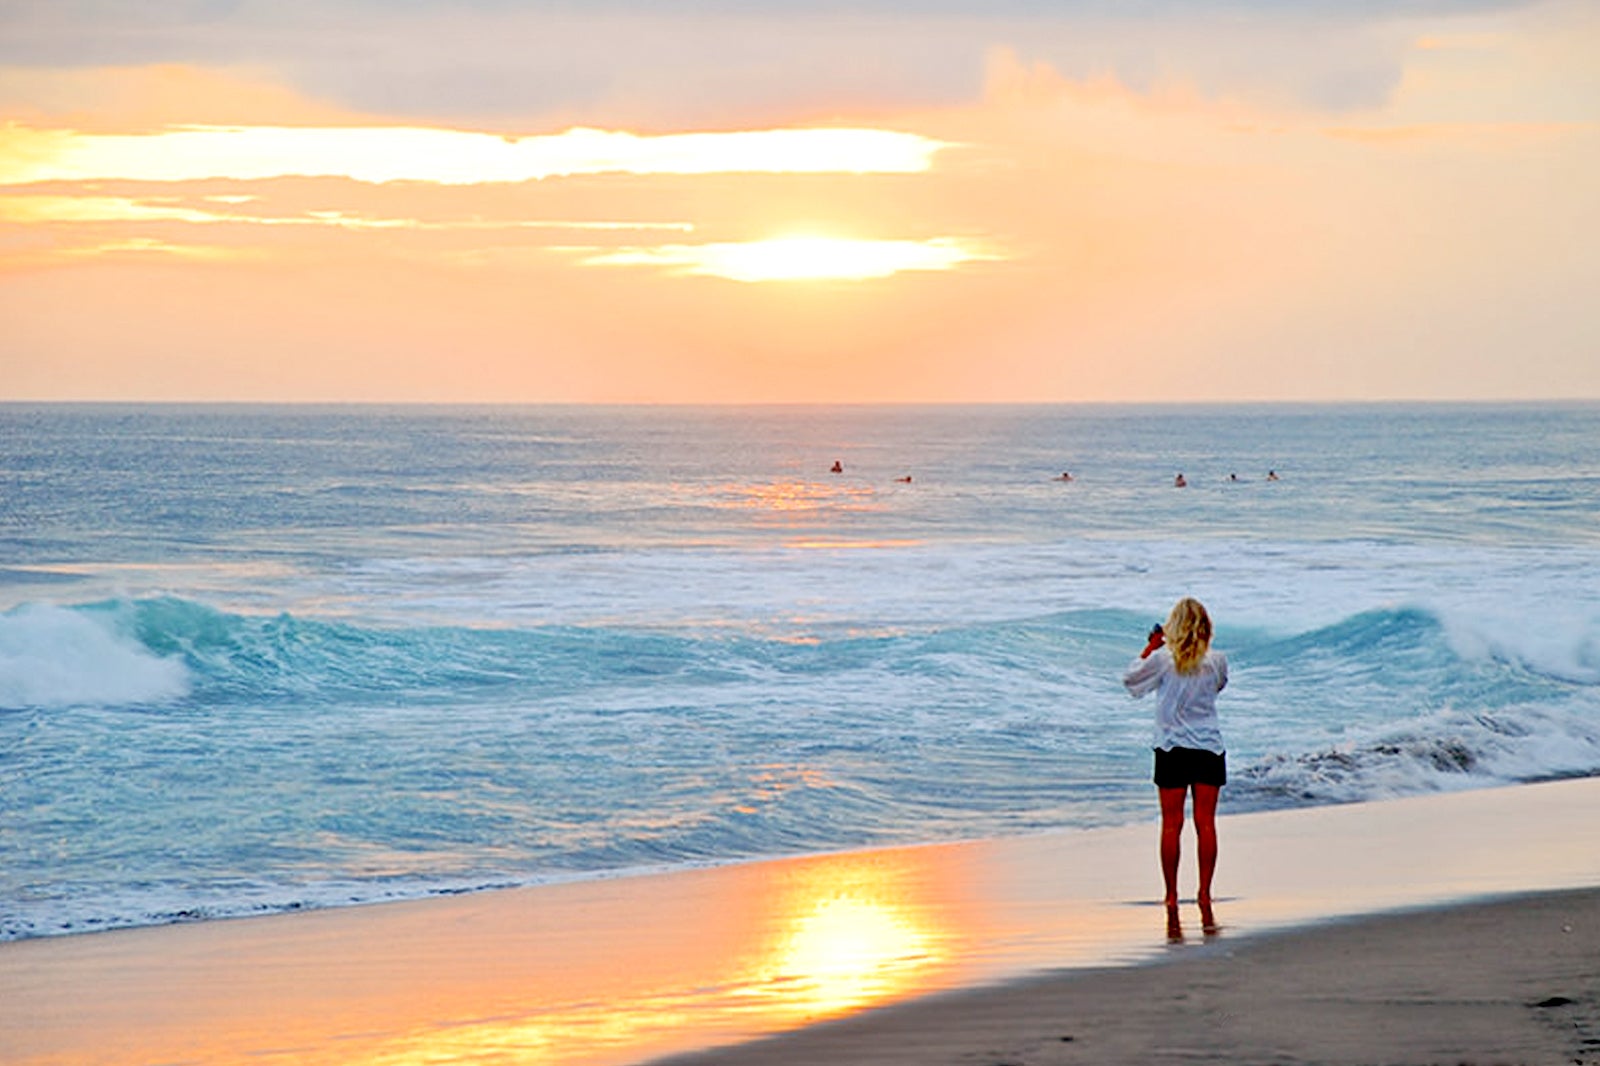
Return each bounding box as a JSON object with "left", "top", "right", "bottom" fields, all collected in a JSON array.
[{"left": 2, "top": 777, "right": 1598, "bottom": 1065}]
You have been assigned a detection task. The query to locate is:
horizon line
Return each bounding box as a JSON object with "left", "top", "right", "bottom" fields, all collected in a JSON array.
[{"left": 2, "top": 397, "right": 1595, "bottom": 409}]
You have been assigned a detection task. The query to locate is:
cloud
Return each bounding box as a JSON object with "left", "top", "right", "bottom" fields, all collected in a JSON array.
[
  {"left": 1320, "top": 120, "right": 1595, "bottom": 146},
  {"left": 0, "top": 194, "right": 222, "bottom": 225},
  {"left": 0, "top": 193, "right": 696, "bottom": 233},
  {"left": 0, "top": 123, "right": 949, "bottom": 185},
  {"left": 4, "top": 235, "right": 258, "bottom": 269},
  {"left": 0, "top": 63, "right": 353, "bottom": 132},
  {"left": 1, "top": 1, "right": 1542, "bottom": 128},
  {"left": 573, "top": 235, "right": 1001, "bottom": 282}
]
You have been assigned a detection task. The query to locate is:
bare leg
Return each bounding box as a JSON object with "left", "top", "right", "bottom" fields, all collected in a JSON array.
[
  {"left": 1192, "top": 782, "right": 1220, "bottom": 907},
  {"left": 1198, "top": 897, "right": 1219, "bottom": 937},
  {"left": 1158, "top": 786, "right": 1187, "bottom": 907}
]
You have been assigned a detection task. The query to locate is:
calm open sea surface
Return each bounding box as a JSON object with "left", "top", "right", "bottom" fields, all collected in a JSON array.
[{"left": 2, "top": 402, "right": 1598, "bottom": 940}]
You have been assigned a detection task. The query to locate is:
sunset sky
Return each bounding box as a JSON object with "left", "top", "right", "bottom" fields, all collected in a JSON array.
[{"left": 1, "top": 0, "right": 1596, "bottom": 403}]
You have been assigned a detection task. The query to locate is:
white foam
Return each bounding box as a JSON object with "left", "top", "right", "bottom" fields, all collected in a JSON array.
[
  {"left": 0, "top": 603, "right": 190, "bottom": 709},
  {"left": 1432, "top": 597, "right": 1600, "bottom": 684},
  {"left": 1233, "top": 698, "right": 1600, "bottom": 809},
  {"left": 320, "top": 537, "right": 1600, "bottom": 652}
]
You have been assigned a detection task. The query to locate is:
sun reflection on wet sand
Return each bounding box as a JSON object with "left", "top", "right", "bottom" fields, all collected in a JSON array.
[
  {"left": 246, "top": 848, "right": 970, "bottom": 1066},
  {"left": 733, "top": 854, "right": 945, "bottom": 1021}
]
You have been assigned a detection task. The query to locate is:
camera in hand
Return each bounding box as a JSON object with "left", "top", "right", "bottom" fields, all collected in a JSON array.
[{"left": 1148, "top": 623, "right": 1163, "bottom": 639}]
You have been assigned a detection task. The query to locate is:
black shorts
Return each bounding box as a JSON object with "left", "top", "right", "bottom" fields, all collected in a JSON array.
[{"left": 1153, "top": 746, "right": 1227, "bottom": 789}]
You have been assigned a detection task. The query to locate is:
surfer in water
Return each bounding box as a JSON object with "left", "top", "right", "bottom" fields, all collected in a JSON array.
[{"left": 1123, "top": 597, "right": 1227, "bottom": 930}]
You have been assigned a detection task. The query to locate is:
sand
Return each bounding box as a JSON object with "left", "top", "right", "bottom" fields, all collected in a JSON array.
[
  {"left": 662, "top": 887, "right": 1600, "bottom": 1066},
  {"left": 2, "top": 778, "right": 1598, "bottom": 1065}
]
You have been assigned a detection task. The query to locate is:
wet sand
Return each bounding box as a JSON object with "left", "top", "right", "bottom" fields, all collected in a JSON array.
[
  {"left": 2, "top": 777, "right": 1598, "bottom": 1065},
  {"left": 661, "top": 885, "right": 1600, "bottom": 1066}
]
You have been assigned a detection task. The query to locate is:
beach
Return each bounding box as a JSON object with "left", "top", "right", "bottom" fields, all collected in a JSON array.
[{"left": 3, "top": 776, "right": 1598, "bottom": 1065}]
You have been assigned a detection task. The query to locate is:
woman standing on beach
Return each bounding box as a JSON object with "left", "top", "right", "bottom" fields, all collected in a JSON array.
[{"left": 1123, "top": 597, "right": 1228, "bottom": 917}]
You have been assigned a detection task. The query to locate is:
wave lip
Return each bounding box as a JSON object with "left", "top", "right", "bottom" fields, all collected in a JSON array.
[{"left": 0, "top": 602, "right": 189, "bottom": 709}]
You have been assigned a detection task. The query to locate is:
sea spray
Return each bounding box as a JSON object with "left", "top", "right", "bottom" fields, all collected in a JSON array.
[{"left": 0, "top": 602, "right": 189, "bottom": 708}]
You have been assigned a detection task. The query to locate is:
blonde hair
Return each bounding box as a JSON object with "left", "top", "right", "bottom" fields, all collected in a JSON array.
[{"left": 1166, "top": 597, "right": 1213, "bottom": 675}]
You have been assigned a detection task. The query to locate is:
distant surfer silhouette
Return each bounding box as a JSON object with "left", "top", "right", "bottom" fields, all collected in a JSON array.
[
  {"left": 1057, "top": 471, "right": 1074, "bottom": 482},
  {"left": 1174, "top": 473, "right": 1187, "bottom": 488},
  {"left": 830, "top": 461, "right": 843, "bottom": 474},
  {"left": 1266, "top": 470, "right": 1280, "bottom": 481}
]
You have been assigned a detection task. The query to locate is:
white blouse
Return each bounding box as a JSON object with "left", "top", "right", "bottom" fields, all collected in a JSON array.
[{"left": 1123, "top": 647, "right": 1228, "bottom": 754}]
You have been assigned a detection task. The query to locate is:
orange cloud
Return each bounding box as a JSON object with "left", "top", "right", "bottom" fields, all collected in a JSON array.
[
  {"left": 0, "top": 123, "right": 951, "bottom": 186},
  {"left": 0, "top": 235, "right": 259, "bottom": 272},
  {"left": 1321, "top": 121, "right": 1596, "bottom": 147},
  {"left": 574, "top": 236, "right": 1001, "bottom": 283},
  {"left": 0, "top": 64, "right": 351, "bottom": 132},
  {"left": 0, "top": 195, "right": 223, "bottom": 225},
  {"left": 0, "top": 193, "right": 695, "bottom": 234}
]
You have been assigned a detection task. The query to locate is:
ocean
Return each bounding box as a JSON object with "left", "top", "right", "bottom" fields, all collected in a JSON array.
[{"left": 2, "top": 402, "right": 1598, "bottom": 941}]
